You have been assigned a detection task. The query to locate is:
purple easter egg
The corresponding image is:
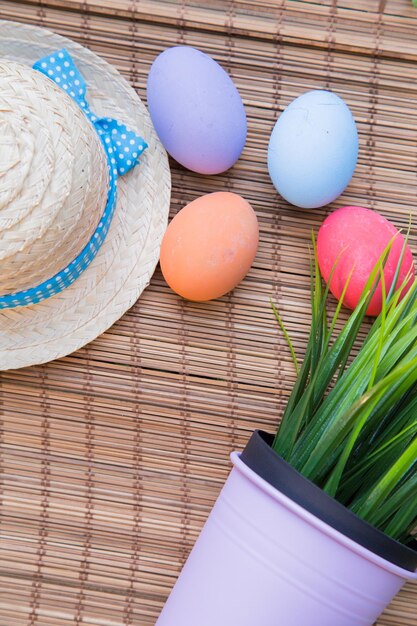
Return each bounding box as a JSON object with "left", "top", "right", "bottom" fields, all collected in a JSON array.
[{"left": 147, "top": 46, "right": 247, "bottom": 175}]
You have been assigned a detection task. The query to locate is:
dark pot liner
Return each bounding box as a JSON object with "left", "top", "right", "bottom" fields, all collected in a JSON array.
[{"left": 240, "top": 430, "right": 417, "bottom": 573}]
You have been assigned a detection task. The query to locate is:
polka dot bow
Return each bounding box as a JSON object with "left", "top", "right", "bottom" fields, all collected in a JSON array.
[
  {"left": 33, "top": 49, "right": 147, "bottom": 176},
  {"left": 0, "top": 49, "right": 147, "bottom": 310}
]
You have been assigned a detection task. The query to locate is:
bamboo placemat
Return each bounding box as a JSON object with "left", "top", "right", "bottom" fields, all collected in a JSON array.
[{"left": 0, "top": 1, "right": 416, "bottom": 624}]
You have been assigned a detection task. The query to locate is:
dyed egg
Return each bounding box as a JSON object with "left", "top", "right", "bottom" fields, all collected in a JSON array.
[
  {"left": 268, "top": 90, "right": 358, "bottom": 209},
  {"left": 317, "top": 206, "right": 415, "bottom": 316},
  {"left": 160, "top": 192, "right": 258, "bottom": 301},
  {"left": 147, "top": 46, "right": 246, "bottom": 175}
]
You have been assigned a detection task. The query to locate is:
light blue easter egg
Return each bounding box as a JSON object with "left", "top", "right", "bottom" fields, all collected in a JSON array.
[{"left": 268, "top": 90, "right": 358, "bottom": 209}]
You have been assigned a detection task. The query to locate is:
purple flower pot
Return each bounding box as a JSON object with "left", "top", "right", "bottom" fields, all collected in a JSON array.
[{"left": 156, "top": 431, "right": 417, "bottom": 626}]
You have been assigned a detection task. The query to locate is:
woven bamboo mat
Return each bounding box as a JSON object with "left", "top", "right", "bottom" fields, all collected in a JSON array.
[{"left": 0, "top": 1, "right": 416, "bottom": 624}]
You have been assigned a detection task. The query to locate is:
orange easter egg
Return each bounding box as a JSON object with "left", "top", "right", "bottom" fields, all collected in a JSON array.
[{"left": 160, "top": 192, "right": 259, "bottom": 301}]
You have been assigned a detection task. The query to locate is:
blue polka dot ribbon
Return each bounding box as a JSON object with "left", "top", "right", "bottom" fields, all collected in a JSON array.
[{"left": 0, "top": 49, "right": 147, "bottom": 310}]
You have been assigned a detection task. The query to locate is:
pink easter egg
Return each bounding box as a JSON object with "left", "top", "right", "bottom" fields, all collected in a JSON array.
[{"left": 317, "top": 206, "right": 415, "bottom": 317}]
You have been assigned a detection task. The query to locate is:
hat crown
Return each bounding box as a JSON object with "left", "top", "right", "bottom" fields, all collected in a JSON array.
[{"left": 0, "top": 60, "right": 108, "bottom": 295}]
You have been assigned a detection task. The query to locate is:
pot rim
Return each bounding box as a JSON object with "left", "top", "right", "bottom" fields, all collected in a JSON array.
[{"left": 232, "top": 430, "right": 417, "bottom": 579}]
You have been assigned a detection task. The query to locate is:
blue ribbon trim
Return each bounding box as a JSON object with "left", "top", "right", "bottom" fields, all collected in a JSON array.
[{"left": 0, "top": 49, "right": 147, "bottom": 310}]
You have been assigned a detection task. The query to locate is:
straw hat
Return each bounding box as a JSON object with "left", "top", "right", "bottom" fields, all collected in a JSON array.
[{"left": 0, "top": 20, "right": 171, "bottom": 370}]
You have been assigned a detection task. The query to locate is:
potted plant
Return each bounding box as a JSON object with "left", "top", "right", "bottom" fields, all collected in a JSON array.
[{"left": 156, "top": 238, "right": 417, "bottom": 626}]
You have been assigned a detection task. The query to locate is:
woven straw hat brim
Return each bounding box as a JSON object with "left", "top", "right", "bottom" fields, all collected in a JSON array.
[{"left": 0, "top": 20, "right": 171, "bottom": 371}]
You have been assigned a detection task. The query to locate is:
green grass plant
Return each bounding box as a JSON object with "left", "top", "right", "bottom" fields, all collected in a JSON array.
[{"left": 273, "top": 236, "right": 417, "bottom": 545}]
